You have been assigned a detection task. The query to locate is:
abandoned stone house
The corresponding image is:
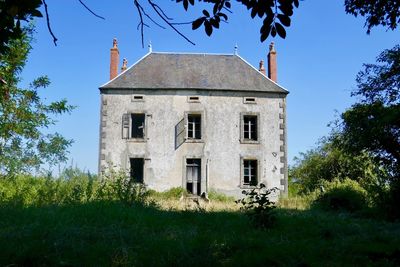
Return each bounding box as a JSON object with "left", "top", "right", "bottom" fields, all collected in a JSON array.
[{"left": 98, "top": 39, "right": 288, "bottom": 198}]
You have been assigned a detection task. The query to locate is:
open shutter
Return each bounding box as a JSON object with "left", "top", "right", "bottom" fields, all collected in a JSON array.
[
  {"left": 122, "top": 113, "right": 130, "bottom": 139},
  {"left": 175, "top": 118, "right": 186, "bottom": 149}
]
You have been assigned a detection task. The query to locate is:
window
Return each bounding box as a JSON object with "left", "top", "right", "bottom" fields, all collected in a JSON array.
[
  {"left": 243, "top": 115, "right": 258, "bottom": 141},
  {"left": 186, "top": 158, "right": 201, "bottom": 195},
  {"left": 131, "top": 114, "right": 145, "bottom": 138},
  {"left": 187, "top": 114, "right": 201, "bottom": 139},
  {"left": 244, "top": 97, "right": 256, "bottom": 104},
  {"left": 130, "top": 158, "right": 144, "bottom": 183},
  {"left": 188, "top": 96, "right": 200, "bottom": 103},
  {"left": 122, "top": 113, "right": 146, "bottom": 140},
  {"left": 132, "top": 95, "right": 144, "bottom": 102},
  {"left": 243, "top": 159, "right": 258, "bottom": 186}
]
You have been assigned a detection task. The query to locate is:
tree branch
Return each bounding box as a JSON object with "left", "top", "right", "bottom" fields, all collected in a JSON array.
[
  {"left": 78, "top": 0, "right": 105, "bottom": 20},
  {"left": 147, "top": 0, "right": 195, "bottom": 45},
  {"left": 42, "top": 0, "right": 58, "bottom": 46}
]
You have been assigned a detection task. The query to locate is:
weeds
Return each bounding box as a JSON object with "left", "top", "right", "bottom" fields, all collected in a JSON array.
[{"left": 236, "top": 184, "right": 278, "bottom": 229}]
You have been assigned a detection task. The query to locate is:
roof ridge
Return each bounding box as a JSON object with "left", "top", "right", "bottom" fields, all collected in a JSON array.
[{"left": 150, "top": 51, "right": 235, "bottom": 56}]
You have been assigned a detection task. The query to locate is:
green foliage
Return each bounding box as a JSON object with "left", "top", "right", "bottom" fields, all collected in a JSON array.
[
  {"left": 148, "top": 186, "right": 188, "bottom": 199},
  {"left": 0, "top": 0, "right": 43, "bottom": 53},
  {"left": 0, "top": 26, "right": 74, "bottom": 175},
  {"left": 345, "top": 0, "right": 400, "bottom": 34},
  {"left": 208, "top": 189, "right": 235, "bottom": 202},
  {"left": 337, "top": 45, "right": 400, "bottom": 219},
  {"left": 311, "top": 179, "right": 369, "bottom": 213},
  {"left": 0, "top": 167, "right": 152, "bottom": 207},
  {"left": 289, "top": 137, "right": 385, "bottom": 195},
  {"left": 236, "top": 184, "right": 278, "bottom": 229},
  {"left": 97, "top": 168, "right": 150, "bottom": 206}
]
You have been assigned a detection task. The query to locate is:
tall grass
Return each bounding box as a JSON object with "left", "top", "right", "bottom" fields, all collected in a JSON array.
[{"left": 0, "top": 170, "right": 400, "bottom": 266}]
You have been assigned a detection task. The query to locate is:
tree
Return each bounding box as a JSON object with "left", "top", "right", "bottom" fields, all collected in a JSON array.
[
  {"left": 0, "top": 27, "right": 74, "bottom": 176},
  {"left": 337, "top": 45, "right": 400, "bottom": 219},
  {"left": 344, "top": 0, "right": 400, "bottom": 34},
  {"left": 289, "top": 135, "right": 385, "bottom": 195},
  {"left": 339, "top": 45, "right": 400, "bottom": 178},
  {"left": 1, "top": 0, "right": 398, "bottom": 52}
]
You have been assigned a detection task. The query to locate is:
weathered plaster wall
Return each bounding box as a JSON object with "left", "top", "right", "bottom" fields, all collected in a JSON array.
[{"left": 99, "top": 89, "right": 287, "bottom": 198}]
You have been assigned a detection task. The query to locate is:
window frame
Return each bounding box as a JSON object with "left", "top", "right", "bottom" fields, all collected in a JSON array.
[
  {"left": 240, "top": 112, "right": 260, "bottom": 144},
  {"left": 131, "top": 95, "right": 145, "bottom": 102},
  {"left": 187, "top": 96, "right": 201, "bottom": 103},
  {"left": 240, "top": 157, "right": 260, "bottom": 188},
  {"left": 184, "top": 111, "right": 204, "bottom": 143},
  {"left": 243, "top": 97, "right": 257, "bottom": 104},
  {"left": 122, "top": 111, "right": 148, "bottom": 142}
]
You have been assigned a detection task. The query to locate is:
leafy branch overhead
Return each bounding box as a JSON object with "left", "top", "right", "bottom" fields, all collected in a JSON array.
[
  {"left": 0, "top": 0, "right": 399, "bottom": 51},
  {"left": 190, "top": 0, "right": 299, "bottom": 40}
]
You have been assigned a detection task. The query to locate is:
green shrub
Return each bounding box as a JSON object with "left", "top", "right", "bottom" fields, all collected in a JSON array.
[
  {"left": 236, "top": 184, "right": 278, "bottom": 229},
  {"left": 97, "top": 168, "right": 150, "bottom": 206},
  {"left": 208, "top": 189, "right": 235, "bottom": 202},
  {"left": 155, "top": 187, "right": 188, "bottom": 199},
  {"left": 312, "top": 179, "right": 368, "bottom": 213}
]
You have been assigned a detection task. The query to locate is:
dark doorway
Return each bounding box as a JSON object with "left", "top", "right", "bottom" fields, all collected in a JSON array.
[
  {"left": 130, "top": 158, "right": 144, "bottom": 183},
  {"left": 131, "top": 114, "right": 145, "bottom": 138},
  {"left": 186, "top": 158, "right": 201, "bottom": 195}
]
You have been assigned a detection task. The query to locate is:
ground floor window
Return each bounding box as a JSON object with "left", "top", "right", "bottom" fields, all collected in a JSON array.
[
  {"left": 243, "top": 159, "right": 257, "bottom": 186},
  {"left": 130, "top": 158, "right": 144, "bottom": 183},
  {"left": 186, "top": 158, "right": 201, "bottom": 195}
]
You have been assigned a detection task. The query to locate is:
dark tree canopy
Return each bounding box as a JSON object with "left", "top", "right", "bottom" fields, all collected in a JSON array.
[
  {"left": 344, "top": 0, "right": 400, "bottom": 34},
  {"left": 339, "top": 45, "right": 400, "bottom": 178}
]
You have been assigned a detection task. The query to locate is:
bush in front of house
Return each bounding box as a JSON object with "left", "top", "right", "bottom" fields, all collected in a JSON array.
[
  {"left": 236, "top": 184, "right": 278, "bottom": 229},
  {"left": 311, "top": 179, "right": 368, "bottom": 213}
]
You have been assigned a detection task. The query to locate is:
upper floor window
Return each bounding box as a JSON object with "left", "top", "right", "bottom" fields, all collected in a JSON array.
[
  {"left": 187, "top": 114, "right": 201, "bottom": 139},
  {"left": 131, "top": 114, "right": 145, "bottom": 138},
  {"left": 243, "top": 115, "right": 258, "bottom": 141},
  {"left": 122, "top": 113, "right": 146, "bottom": 140}
]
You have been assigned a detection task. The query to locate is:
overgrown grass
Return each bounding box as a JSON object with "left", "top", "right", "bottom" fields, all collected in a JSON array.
[
  {"left": 1, "top": 202, "right": 399, "bottom": 266},
  {"left": 0, "top": 173, "right": 399, "bottom": 266}
]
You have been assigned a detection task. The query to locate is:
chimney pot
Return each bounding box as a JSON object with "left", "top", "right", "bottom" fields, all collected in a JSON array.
[
  {"left": 259, "top": 60, "right": 266, "bottom": 75},
  {"left": 110, "top": 38, "right": 119, "bottom": 80},
  {"left": 268, "top": 42, "right": 277, "bottom": 82},
  {"left": 121, "top": 58, "right": 128, "bottom": 72}
]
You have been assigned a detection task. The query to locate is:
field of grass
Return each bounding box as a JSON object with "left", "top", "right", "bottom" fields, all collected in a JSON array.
[{"left": 1, "top": 198, "right": 400, "bottom": 266}]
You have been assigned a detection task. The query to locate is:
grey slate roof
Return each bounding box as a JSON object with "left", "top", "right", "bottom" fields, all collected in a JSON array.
[{"left": 100, "top": 52, "right": 288, "bottom": 94}]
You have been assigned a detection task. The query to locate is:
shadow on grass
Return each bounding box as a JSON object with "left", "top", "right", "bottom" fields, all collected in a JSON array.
[{"left": 0, "top": 201, "right": 399, "bottom": 266}]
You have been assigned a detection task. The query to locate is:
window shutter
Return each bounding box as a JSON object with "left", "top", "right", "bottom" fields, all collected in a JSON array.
[
  {"left": 175, "top": 118, "right": 186, "bottom": 149},
  {"left": 122, "top": 113, "right": 130, "bottom": 139}
]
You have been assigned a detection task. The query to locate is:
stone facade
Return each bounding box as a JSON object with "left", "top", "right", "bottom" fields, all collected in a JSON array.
[{"left": 99, "top": 42, "right": 288, "bottom": 198}]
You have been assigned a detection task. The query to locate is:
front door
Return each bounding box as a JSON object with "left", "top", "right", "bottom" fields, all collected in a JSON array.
[{"left": 186, "top": 158, "right": 201, "bottom": 195}]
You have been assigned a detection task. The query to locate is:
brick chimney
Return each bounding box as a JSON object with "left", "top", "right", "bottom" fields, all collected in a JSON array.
[
  {"left": 268, "top": 42, "right": 277, "bottom": 82},
  {"left": 259, "top": 60, "right": 266, "bottom": 75},
  {"left": 110, "top": 38, "right": 119, "bottom": 80}
]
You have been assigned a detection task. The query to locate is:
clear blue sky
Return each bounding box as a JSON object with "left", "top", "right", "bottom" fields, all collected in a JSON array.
[{"left": 21, "top": 0, "right": 399, "bottom": 173}]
